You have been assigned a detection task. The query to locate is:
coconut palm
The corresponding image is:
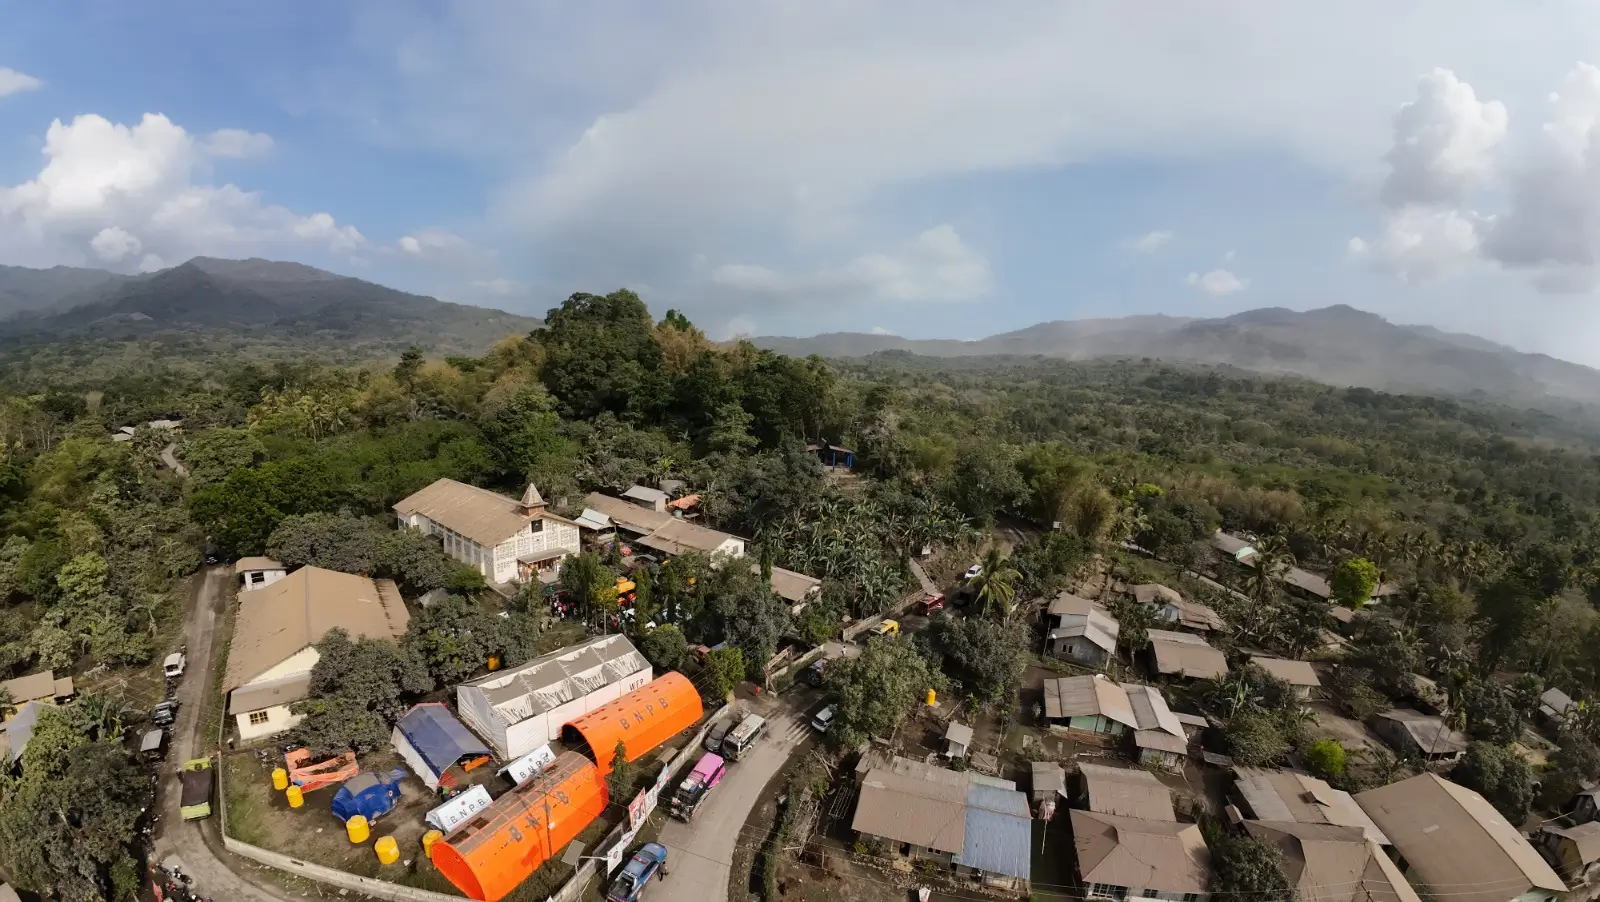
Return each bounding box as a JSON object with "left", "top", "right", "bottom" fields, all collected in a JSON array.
[{"left": 973, "top": 547, "right": 1021, "bottom": 620}]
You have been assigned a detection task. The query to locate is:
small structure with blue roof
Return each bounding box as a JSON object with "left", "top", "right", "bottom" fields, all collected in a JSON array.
[{"left": 392, "top": 702, "right": 493, "bottom": 790}]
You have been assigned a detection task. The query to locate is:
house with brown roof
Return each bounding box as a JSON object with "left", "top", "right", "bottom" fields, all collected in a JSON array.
[
  {"left": 1134, "top": 584, "right": 1226, "bottom": 633},
  {"left": 1539, "top": 823, "right": 1600, "bottom": 888},
  {"left": 1249, "top": 656, "right": 1322, "bottom": 698},
  {"left": 1071, "top": 809, "right": 1210, "bottom": 902},
  {"left": 1230, "top": 767, "right": 1389, "bottom": 844},
  {"left": 1046, "top": 592, "right": 1120, "bottom": 667},
  {"left": 396, "top": 479, "right": 580, "bottom": 587},
  {"left": 1146, "top": 629, "right": 1229, "bottom": 681},
  {"left": 0, "top": 670, "right": 74, "bottom": 721},
  {"left": 223, "top": 567, "right": 410, "bottom": 741},
  {"left": 1044, "top": 676, "right": 1189, "bottom": 768},
  {"left": 1355, "top": 773, "right": 1567, "bottom": 902},
  {"left": 1243, "top": 821, "right": 1420, "bottom": 902},
  {"left": 1077, "top": 763, "right": 1177, "bottom": 821}
]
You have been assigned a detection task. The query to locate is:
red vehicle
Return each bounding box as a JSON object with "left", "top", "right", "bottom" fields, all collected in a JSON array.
[{"left": 916, "top": 592, "right": 945, "bottom": 615}]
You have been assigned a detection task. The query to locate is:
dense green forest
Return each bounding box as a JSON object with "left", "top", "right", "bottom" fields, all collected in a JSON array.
[{"left": 7, "top": 289, "right": 1600, "bottom": 896}]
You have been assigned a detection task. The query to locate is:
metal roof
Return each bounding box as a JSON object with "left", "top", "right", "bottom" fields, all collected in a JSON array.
[
  {"left": 1048, "top": 591, "right": 1100, "bottom": 616},
  {"left": 853, "top": 766, "right": 968, "bottom": 854},
  {"left": 959, "top": 783, "right": 1032, "bottom": 881},
  {"left": 1232, "top": 767, "right": 1388, "bottom": 844},
  {"left": 1147, "top": 630, "right": 1228, "bottom": 679},
  {"left": 394, "top": 478, "right": 548, "bottom": 546},
  {"left": 1121, "top": 684, "right": 1186, "bottom": 738},
  {"left": 1078, "top": 763, "right": 1176, "bottom": 821},
  {"left": 622, "top": 485, "right": 670, "bottom": 506},
  {"left": 1044, "top": 675, "right": 1138, "bottom": 727},
  {"left": 233, "top": 556, "right": 284, "bottom": 574},
  {"left": 946, "top": 722, "right": 975, "bottom": 746},
  {"left": 1071, "top": 810, "right": 1210, "bottom": 894},
  {"left": 223, "top": 567, "right": 408, "bottom": 689},
  {"left": 1377, "top": 709, "right": 1468, "bottom": 756},
  {"left": 458, "top": 634, "right": 649, "bottom": 723},
  {"left": 1250, "top": 656, "right": 1322, "bottom": 687},
  {"left": 1244, "top": 821, "right": 1421, "bottom": 902}
]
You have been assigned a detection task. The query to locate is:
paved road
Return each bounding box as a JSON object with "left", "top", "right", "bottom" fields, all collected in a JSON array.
[
  {"left": 652, "top": 702, "right": 816, "bottom": 902},
  {"left": 151, "top": 566, "right": 295, "bottom": 902}
]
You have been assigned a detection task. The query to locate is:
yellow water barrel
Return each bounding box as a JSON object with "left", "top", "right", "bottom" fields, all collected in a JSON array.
[
  {"left": 374, "top": 836, "right": 400, "bottom": 865},
  {"left": 346, "top": 814, "right": 370, "bottom": 843},
  {"left": 926, "top": 688, "right": 937, "bottom": 706},
  {"left": 285, "top": 785, "right": 304, "bottom": 809},
  {"left": 421, "top": 830, "right": 444, "bottom": 859},
  {"left": 487, "top": 655, "right": 501, "bottom": 671},
  {"left": 271, "top": 768, "right": 289, "bottom": 791}
]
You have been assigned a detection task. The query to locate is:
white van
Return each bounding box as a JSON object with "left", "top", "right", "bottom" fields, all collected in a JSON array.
[
  {"left": 720, "top": 714, "right": 766, "bottom": 760},
  {"left": 163, "top": 651, "right": 187, "bottom": 679},
  {"left": 811, "top": 706, "right": 836, "bottom": 733}
]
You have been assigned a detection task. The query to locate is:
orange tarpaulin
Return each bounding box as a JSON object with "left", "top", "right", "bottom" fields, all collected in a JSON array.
[
  {"left": 562, "top": 671, "right": 703, "bottom": 774},
  {"left": 431, "top": 751, "right": 609, "bottom": 902}
]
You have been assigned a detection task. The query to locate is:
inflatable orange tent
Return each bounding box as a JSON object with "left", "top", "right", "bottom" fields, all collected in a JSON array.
[
  {"left": 431, "top": 751, "right": 608, "bottom": 902},
  {"left": 562, "top": 671, "right": 703, "bottom": 773}
]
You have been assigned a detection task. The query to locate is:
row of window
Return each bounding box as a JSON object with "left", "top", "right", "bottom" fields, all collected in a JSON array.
[{"left": 1086, "top": 885, "right": 1199, "bottom": 902}]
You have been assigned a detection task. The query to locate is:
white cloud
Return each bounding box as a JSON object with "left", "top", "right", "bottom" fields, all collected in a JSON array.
[
  {"left": 1186, "top": 268, "right": 1247, "bottom": 295},
  {"left": 712, "top": 224, "right": 990, "bottom": 303},
  {"left": 1381, "top": 68, "right": 1506, "bottom": 208},
  {"left": 468, "top": 277, "right": 526, "bottom": 297},
  {"left": 0, "top": 112, "right": 365, "bottom": 270},
  {"left": 200, "top": 128, "right": 275, "bottom": 159},
  {"left": 398, "top": 228, "right": 486, "bottom": 266},
  {"left": 137, "top": 253, "right": 165, "bottom": 273},
  {"left": 0, "top": 67, "right": 42, "bottom": 98},
  {"left": 1350, "top": 206, "right": 1483, "bottom": 282},
  {"left": 1131, "top": 230, "right": 1172, "bottom": 252},
  {"left": 89, "top": 226, "right": 141, "bottom": 263},
  {"left": 869, "top": 325, "right": 895, "bottom": 335},
  {"left": 720, "top": 315, "right": 757, "bottom": 340}
]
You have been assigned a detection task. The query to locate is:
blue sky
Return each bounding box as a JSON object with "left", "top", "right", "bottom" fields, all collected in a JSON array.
[{"left": 8, "top": 2, "right": 1600, "bottom": 363}]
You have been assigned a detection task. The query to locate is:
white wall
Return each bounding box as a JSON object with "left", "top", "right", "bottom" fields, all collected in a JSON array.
[
  {"left": 236, "top": 704, "right": 303, "bottom": 741},
  {"left": 239, "top": 569, "right": 287, "bottom": 590},
  {"left": 248, "top": 646, "right": 320, "bottom": 684}
]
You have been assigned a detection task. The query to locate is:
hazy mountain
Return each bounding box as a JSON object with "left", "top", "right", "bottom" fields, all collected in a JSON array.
[
  {"left": 752, "top": 305, "right": 1600, "bottom": 409},
  {"left": 0, "top": 264, "right": 125, "bottom": 318},
  {"left": 0, "top": 257, "right": 538, "bottom": 356}
]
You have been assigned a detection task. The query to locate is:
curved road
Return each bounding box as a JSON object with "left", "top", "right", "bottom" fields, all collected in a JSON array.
[{"left": 151, "top": 565, "right": 295, "bottom": 902}]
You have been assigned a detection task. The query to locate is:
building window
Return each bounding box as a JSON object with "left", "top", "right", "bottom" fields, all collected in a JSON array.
[
  {"left": 1089, "top": 884, "right": 1127, "bottom": 900},
  {"left": 248, "top": 710, "right": 270, "bottom": 726},
  {"left": 1184, "top": 894, "right": 1200, "bottom": 902}
]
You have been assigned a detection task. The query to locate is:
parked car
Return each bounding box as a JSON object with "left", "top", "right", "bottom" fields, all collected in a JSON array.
[
  {"left": 800, "top": 660, "right": 826, "bottom": 687},
  {"left": 151, "top": 700, "right": 180, "bottom": 726},
  {"left": 873, "top": 619, "right": 901, "bottom": 638},
  {"left": 139, "top": 728, "right": 168, "bottom": 762},
  {"left": 721, "top": 714, "right": 767, "bottom": 761},
  {"left": 963, "top": 563, "right": 983, "bottom": 581},
  {"left": 916, "top": 593, "right": 945, "bottom": 615},
  {"left": 704, "top": 718, "right": 733, "bottom": 753},
  {"left": 607, "top": 842, "right": 668, "bottom": 902},
  {"left": 811, "top": 706, "right": 836, "bottom": 733},
  {"left": 163, "top": 650, "right": 187, "bottom": 679}
]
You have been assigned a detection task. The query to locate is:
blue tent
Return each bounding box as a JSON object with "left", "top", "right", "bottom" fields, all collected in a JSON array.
[
  {"left": 331, "top": 768, "right": 408, "bottom": 823},
  {"left": 391, "top": 703, "right": 492, "bottom": 790}
]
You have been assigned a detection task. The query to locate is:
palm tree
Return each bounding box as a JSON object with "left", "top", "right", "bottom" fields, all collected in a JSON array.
[{"left": 973, "top": 547, "right": 1020, "bottom": 620}]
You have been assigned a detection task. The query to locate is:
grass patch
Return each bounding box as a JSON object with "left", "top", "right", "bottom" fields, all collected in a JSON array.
[
  {"left": 222, "top": 753, "right": 273, "bottom": 847},
  {"left": 201, "top": 575, "right": 238, "bottom": 748}
]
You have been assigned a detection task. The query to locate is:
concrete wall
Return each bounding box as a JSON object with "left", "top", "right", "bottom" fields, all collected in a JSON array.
[
  {"left": 234, "top": 704, "right": 302, "bottom": 742},
  {"left": 219, "top": 835, "right": 464, "bottom": 902}
]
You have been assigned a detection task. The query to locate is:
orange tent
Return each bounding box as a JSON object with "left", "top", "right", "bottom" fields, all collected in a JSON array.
[
  {"left": 431, "top": 751, "right": 609, "bottom": 902},
  {"left": 562, "top": 671, "right": 703, "bottom": 774}
]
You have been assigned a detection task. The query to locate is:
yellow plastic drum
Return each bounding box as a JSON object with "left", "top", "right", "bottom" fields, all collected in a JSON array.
[
  {"left": 421, "top": 830, "right": 444, "bottom": 859},
  {"left": 285, "top": 784, "right": 304, "bottom": 809},
  {"left": 374, "top": 836, "right": 400, "bottom": 865},
  {"left": 271, "top": 768, "right": 289, "bottom": 791},
  {"left": 346, "top": 814, "right": 370, "bottom": 843},
  {"left": 926, "top": 688, "right": 937, "bottom": 706}
]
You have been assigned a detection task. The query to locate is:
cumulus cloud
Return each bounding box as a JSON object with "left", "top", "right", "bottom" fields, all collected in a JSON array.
[
  {"left": 89, "top": 226, "right": 142, "bottom": 263},
  {"left": 1381, "top": 68, "right": 1506, "bottom": 207},
  {"left": 200, "top": 128, "right": 275, "bottom": 159},
  {"left": 1349, "top": 207, "right": 1483, "bottom": 282},
  {"left": 0, "top": 67, "right": 42, "bottom": 98},
  {"left": 1186, "top": 268, "right": 1247, "bottom": 295},
  {"left": 398, "top": 228, "right": 488, "bottom": 267},
  {"left": 137, "top": 253, "right": 165, "bottom": 273},
  {"left": 1131, "top": 230, "right": 1173, "bottom": 252},
  {"left": 711, "top": 225, "right": 990, "bottom": 303},
  {"left": 0, "top": 112, "right": 364, "bottom": 270}
]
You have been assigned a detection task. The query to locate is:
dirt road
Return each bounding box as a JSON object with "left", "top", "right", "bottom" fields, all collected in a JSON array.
[
  {"left": 151, "top": 566, "right": 295, "bottom": 902},
  {"left": 652, "top": 701, "right": 816, "bottom": 902}
]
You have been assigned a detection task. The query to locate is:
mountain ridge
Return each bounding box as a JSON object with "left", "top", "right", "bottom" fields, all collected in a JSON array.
[{"left": 751, "top": 305, "right": 1600, "bottom": 410}]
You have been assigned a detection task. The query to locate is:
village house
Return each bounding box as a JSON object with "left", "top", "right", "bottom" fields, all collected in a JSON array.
[
  {"left": 1539, "top": 823, "right": 1600, "bottom": 889},
  {"left": 1146, "top": 629, "right": 1229, "bottom": 681},
  {"left": 1541, "top": 688, "right": 1578, "bottom": 725},
  {"left": 1210, "top": 531, "right": 1398, "bottom": 605},
  {"left": 1071, "top": 809, "right": 1210, "bottom": 902},
  {"left": 1372, "top": 709, "right": 1468, "bottom": 762},
  {"left": 0, "top": 670, "right": 74, "bottom": 720},
  {"left": 1249, "top": 656, "right": 1322, "bottom": 699},
  {"left": 395, "top": 479, "right": 581, "bottom": 587},
  {"left": 223, "top": 566, "right": 410, "bottom": 741},
  {"left": 621, "top": 484, "right": 670, "bottom": 512},
  {"left": 1356, "top": 773, "right": 1566, "bottom": 902},
  {"left": 234, "top": 556, "right": 286, "bottom": 590},
  {"left": 1046, "top": 592, "right": 1119, "bottom": 666},
  {"left": 806, "top": 440, "right": 855, "bottom": 469},
  {"left": 1133, "top": 584, "right": 1225, "bottom": 633},
  {"left": 1044, "top": 676, "right": 1189, "bottom": 768},
  {"left": 1230, "top": 767, "right": 1389, "bottom": 844},
  {"left": 1077, "top": 763, "right": 1177, "bottom": 821},
  {"left": 851, "top": 756, "right": 1032, "bottom": 891},
  {"left": 1243, "top": 822, "right": 1420, "bottom": 902},
  {"left": 455, "top": 634, "right": 652, "bottom": 760}
]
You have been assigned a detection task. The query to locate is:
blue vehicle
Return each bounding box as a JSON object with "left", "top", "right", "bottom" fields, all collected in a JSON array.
[{"left": 607, "top": 842, "right": 668, "bottom": 902}]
